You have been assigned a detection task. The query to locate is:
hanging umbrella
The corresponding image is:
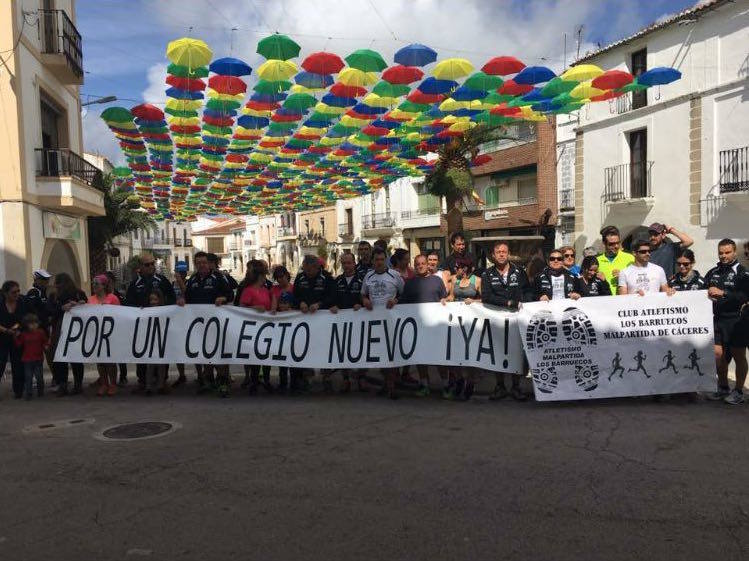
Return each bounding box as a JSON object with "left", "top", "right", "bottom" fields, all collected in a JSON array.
[
  {"left": 513, "top": 65, "right": 556, "bottom": 85},
  {"left": 615, "top": 80, "right": 648, "bottom": 94},
  {"left": 294, "top": 71, "right": 334, "bottom": 89},
  {"left": 256, "top": 33, "right": 301, "bottom": 61},
  {"left": 302, "top": 52, "right": 345, "bottom": 75},
  {"left": 101, "top": 107, "right": 134, "bottom": 123},
  {"left": 253, "top": 80, "right": 292, "bottom": 94},
  {"left": 330, "top": 83, "right": 368, "bottom": 98},
  {"left": 208, "top": 75, "right": 247, "bottom": 95},
  {"left": 283, "top": 92, "right": 317, "bottom": 111},
  {"left": 418, "top": 77, "right": 458, "bottom": 95},
  {"left": 498, "top": 79, "right": 533, "bottom": 96},
  {"left": 382, "top": 65, "right": 424, "bottom": 84},
  {"left": 394, "top": 43, "right": 437, "bottom": 67},
  {"left": 167, "top": 64, "right": 209, "bottom": 78},
  {"left": 452, "top": 86, "right": 486, "bottom": 102},
  {"left": 372, "top": 81, "right": 411, "bottom": 98},
  {"left": 338, "top": 67, "right": 378, "bottom": 87},
  {"left": 561, "top": 64, "right": 604, "bottom": 82},
  {"left": 345, "top": 49, "right": 388, "bottom": 72},
  {"left": 131, "top": 103, "right": 165, "bottom": 121},
  {"left": 407, "top": 90, "right": 444, "bottom": 104},
  {"left": 463, "top": 71, "right": 503, "bottom": 91},
  {"left": 570, "top": 81, "right": 604, "bottom": 100},
  {"left": 166, "top": 75, "right": 206, "bottom": 91},
  {"left": 541, "top": 77, "right": 577, "bottom": 97},
  {"left": 481, "top": 56, "right": 525, "bottom": 76},
  {"left": 433, "top": 58, "right": 474, "bottom": 80},
  {"left": 592, "top": 69, "right": 633, "bottom": 90},
  {"left": 257, "top": 59, "right": 298, "bottom": 81},
  {"left": 209, "top": 57, "right": 252, "bottom": 77},
  {"left": 636, "top": 67, "right": 681, "bottom": 86},
  {"left": 166, "top": 38, "right": 213, "bottom": 67}
]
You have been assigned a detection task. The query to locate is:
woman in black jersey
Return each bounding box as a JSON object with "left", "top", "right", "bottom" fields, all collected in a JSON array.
[
  {"left": 576, "top": 256, "right": 612, "bottom": 297},
  {"left": 668, "top": 249, "right": 706, "bottom": 291}
]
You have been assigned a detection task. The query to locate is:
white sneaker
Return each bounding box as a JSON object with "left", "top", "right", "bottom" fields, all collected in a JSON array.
[
  {"left": 706, "top": 387, "right": 731, "bottom": 401},
  {"left": 724, "top": 390, "right": 745, "bottom": 405}
]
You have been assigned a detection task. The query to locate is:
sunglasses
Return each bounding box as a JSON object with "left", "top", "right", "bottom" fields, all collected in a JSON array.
[
  {"left": 676, "top": 261, "right": 691, "bottom": 267},
  {"left": 563, "top": 253, "right": 575, "bottom": 258},
  {"left": 549, "top": 256, "right": 564, "bottom": 262},
  {"left": 636, "top": 249, "right": 651, "bottom": 254}
]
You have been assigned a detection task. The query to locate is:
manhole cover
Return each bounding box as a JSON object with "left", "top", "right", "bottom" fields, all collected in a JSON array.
[{"left": 100, "top": 421, "right": 178, "bottom": 441}]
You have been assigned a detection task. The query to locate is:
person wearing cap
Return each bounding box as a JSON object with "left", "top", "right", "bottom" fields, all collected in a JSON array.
[
  {"left": 596, "top": 226, "right": 634, "bottom": 295},
  {"left": 27, "top": 270, "right": 52, "bottom": 374},
  {"left": 648, "top": 222, "right": 693, "bottom": 278}
]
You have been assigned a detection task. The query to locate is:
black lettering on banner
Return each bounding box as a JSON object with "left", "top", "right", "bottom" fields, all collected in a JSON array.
[
  {"left": 81, "top": 317, "right": 99, "bottom": 358},
  {"left": 254, "top": 322, "right": 273, "bottom": 360},
  {"left": 202, "top": 317, "right": 220, "bottom": 359},
  {"left": 504, "top": 318, "right": 509, "bottom": 355},
  {"left": 97, "top": 316, "right": 115, "bottom": 357},
  {"left": 132, "top": 317, "right": 152, "bottom": 358},
  {"left": 272, "top": 322, "right": 291, "bottom": 360},
  {"left": 347, "top": 321, "right": 365, "bottom": 363},
  {"left": 477, "top": 318, "right": 495, "bottom": 365},
  {"left": 149, "top": 317, "right": 170, "bottom": 358},
  {"left": 445, "top": 313, "right": 453, "bottom": 360},
  {"left": 382, "top": 318, "right": 402, "bottom": 361},
  {"left": 220, "top": 318, "right": 232, "bottom": 358},
  {"left": 399, "top": 317, "right": 417, "bottom": 359},
  {"left": 62, "top": 316, "right": 83, "bottom": 356},
  {"left": 235, "top": 320, "right": 256, "bottom": 359},
  {"left": 290, "top": 322, "right": 309, "bottom": 362},
  {"left": 185, "top": 317, "right": 203, "bottom": 359},
  {"left": 329, "top": 322, "right": 347, "bottom": 363},
  {"left": 366, "top": 320, "right": 381, "bottom": 363},
  {"left": 459, "top": 316, "right": 478, "bottom": 360}
]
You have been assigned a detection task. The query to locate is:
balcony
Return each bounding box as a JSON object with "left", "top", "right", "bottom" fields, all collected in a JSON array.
[
  {"left": 720, "top": 146, "right": 749, "bottom": 193},
  {"left": 140, "top": 238, "right": 154, "bottom": 249},
  {"left": 229, "top": 242, "right": 240, "bottom": 251},
  {"left": 559, "top": 188, "right": 575, "bottom": 212},
  {"left": 174, "top": 239, "right": 183, "bottom": 247},
  {"left": 277, "top": 226, "right": 297, "bottom": 240},
  {"left": 400, "top": 207, "right": 441, "bottom": 229},
  {"left": 615, "top": 91, "right": 647, "bottom": 115},
  {"left": 299, "top": 231, "right": 325, "bottom": 247},
  {"left": 361, "top": 213, "right": 397, "bottom": 230},
  {"left": 477, "top": 123, "right": 536, "bottom": 155},
  {"left": 39, "top": 9, "right": 84, "bottom": 85},
  {"left": 603, "top": 162, "right": 653, "bottom": 203},
  {"left": 184, "top": 238, "right": 193, "bottom": 247},
  {"left": 35, "top": 148, "right": 104, "bottom": 216},
  {"left": 338, "top": 222, "right": 355, "bottom": 238}
]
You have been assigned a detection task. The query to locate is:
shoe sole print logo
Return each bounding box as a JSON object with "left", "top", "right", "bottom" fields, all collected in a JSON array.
[
  {"left": 525, "top": 309, "right": 558, "bottom": 350},
  {"left": 531, "top": 365, "right": 558, "bottom": 393}
]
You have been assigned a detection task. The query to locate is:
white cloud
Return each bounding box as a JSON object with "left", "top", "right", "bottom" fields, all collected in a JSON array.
[
  {"left": 82, "top": 110, "right": 125, "bottom": 166},
  {"left": 141, "top": 62, "right": 169, "bottom": 106}
]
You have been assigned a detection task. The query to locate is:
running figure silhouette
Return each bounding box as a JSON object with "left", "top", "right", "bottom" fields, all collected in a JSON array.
[
  {"left": 683, "top": 348, "right": 704, "bottom": 376},
  {"left": 628, "top": 350, "right": 650, "bottom": 378},
  {"left": 658, "top": 350, "right": 679, "bottom": 374},
  {"left": 609, "top": 352, "right": 626, "bottom": 381}
]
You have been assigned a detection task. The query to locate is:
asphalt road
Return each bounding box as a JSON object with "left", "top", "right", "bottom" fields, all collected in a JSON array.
[{"left": 1, "top": 367, "right": 748, "bottom": 561}]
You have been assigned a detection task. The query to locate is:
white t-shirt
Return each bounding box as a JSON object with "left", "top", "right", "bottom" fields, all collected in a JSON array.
[
  {"left": 618, "top": 262, "right": 667, "bottom": 294},
  {"left": 551, "top": 275, "right": 566, "bottom": 300},
  {"left": 361, "top": 269, "right": 405, "bottom": 307}
]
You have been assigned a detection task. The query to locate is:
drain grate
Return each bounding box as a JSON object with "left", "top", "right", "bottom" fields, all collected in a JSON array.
[{"left": 102, "top": 422, "right": 174, "bottom": 440}]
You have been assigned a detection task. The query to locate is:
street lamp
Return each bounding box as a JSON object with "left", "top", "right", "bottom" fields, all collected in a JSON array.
[{"left": 81, "top": 95, "right": 117, "bottom": 107}]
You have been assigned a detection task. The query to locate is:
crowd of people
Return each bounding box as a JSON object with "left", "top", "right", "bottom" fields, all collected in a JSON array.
[{"left": 0, "top": 222, "right": 747, "bottom": 404}]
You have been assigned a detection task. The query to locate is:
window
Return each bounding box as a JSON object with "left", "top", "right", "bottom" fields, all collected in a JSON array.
[
  {"left": 185, "top": 255, "right": 190, "bottom": 269},
  {"left": 345, "top": 208, "right": 353, "bottom": 232},
  {"left": 517, "top": 176, "right": 537, "bottom": 202},
  {"left": 628, "top": 129, "right": 648, "bottom": 198},
  {"left": 146, "top": 230, "right": 150, "bottom": 240},
  {"left": 172, "top": 227, "right": 176, "bottom": 242},
  {"left": 420, "top": 237, "right": 445, "bottom": 261},
  {"left": 305, "top": 219, "right": 310, "bottom": 234},
  {"left": 630, "top": 48, "right": 647, "bottom": 110},
  {"left": 320, "top": 217, "right": 325, "bottom": 234},
  {"left": 485, "top": 185, "right": 500, "bottom": 208},
  {"left": 133, "top": 229, "right": 139, "bottom": 240},
  {"left": 40, "top": 97, "right": 62, "bottom": 150},
  {"left": 417, "top": 193, "right": 440, "bottom": 212}
]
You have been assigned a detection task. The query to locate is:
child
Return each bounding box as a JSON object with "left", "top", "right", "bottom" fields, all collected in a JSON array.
[
  {"left": 145, "top": 289, "right": 169, "bottom": 395},
  {"left": 270, "top": 266, "right": 295, "bottom": 393},
  {"left": 88, "top": 274, "right": 120, "bottom": 396},
  {"left": 15, "top": 313, "right": 49, "bottom": 400}
]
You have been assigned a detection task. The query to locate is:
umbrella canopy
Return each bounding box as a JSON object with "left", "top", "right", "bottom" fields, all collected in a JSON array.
[
  {"left": 463, "top": 71, "right": 503, "bottom": 91},
  {"left": 637, "top": 67, "right": 681, "bottom": 86},
  {"left": 256, "top": 33, "right": 301, "bottom": 61},
  {"left": 283, "top": 92, "right": 317, "bottom": 111},
  {"left": 209, "top": 57, "right": 251, "bottom": 77},
  {"left": 570, "top": 81, "right": 605, "bottom": 100},
  {"left": 302, "top": 52, "right": 345, "bottom": 75},
  {"left": 208, "top": 75, "right": 247, "bottom": 95},
  {"left": 338, "top": 67, "right": 378, "bottom": 87},
  {"left": 257, "top": 59, "right": 298, "bottom": 81},
  {"left": 166, "top": 38, "right": 213, "bottom": 67},
  {"left": 253, "top": 80, "right": 292, "bottom": 94},
  {"left": 372, "top": 81, "right": 411, "bottom": 98},
  {"left": 541, "top": 77, "right": 577, "bottom": 97},
  {"left": 101, "top": 106, "right": 134, "bottom": 123},
  {"left": 418, "top": 77, "right": 458, "bottom": 95},
  {"left": 294, "top": 71, "right": 334, "bottom": 89},
  {"left": 345, "top": 49, "right": 388, "bottom": 72},
  {"left": 481, "top": 56, "right": 525, "bottom": 76},
  {"left": 561, "top": 64, "right": 603, "bottom": 82},
  {"left": 394, "top": 43, "right": 437, "bottom": 67},
  {"left": 330, "top": 82, "right": 367, "bottom": 98},
  {"left": 167, "top": 64, "right": 209, "bottom": 78},
  {"left": 592, "top": 69, "right": 633, "bottom": 90},
  {"left": 514, "top": 65, "right": 556, "bottom": 85},
  {"left": 382, "top": 65, "right": 424, "bottom": 84},
  {"left": 433, "top": 58, "right": 474, "bottom": 80},
  {"left": 498, "top": 79, "right": 533, "bottom": 96},
  {"left": 131, "top": 104, "right": 164, "bottom": 121}
]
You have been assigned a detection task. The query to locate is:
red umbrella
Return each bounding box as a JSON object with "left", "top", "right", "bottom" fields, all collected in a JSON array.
[
  {"left": 407, "top": 90, "right": 445, "bottom": 104},
  {"left": 362, "top": 125, "right": 390, "bottom": 136},
  {"left": 498, "top": 79, "right": 533, "bottom": 96},
  {"left": 302, "top": 52, "right": 345, "bottom": 75},
  {"left": 208, "top": 75, "right": 247, "bottom": 95},
  {"left": 165, "top": 75, "right": 206, "bottom": 91},
  {"left": 330, "top": 82, "right": 367, "bottom": 98},
  {"left": 482, "top": 56, "right": 526, "bottom": 76},
  {"left": 245, "top": 100, "right": 280, "bottom": 111},
  {"left": 470, "top": 154, "right": 492, "bottom": 166},
  {"left": 591, "top": 69, "right": 633, "bottom": 90},
  {"left": 203, "top": 115, "right": 234, "bottom": 127},
  {"left": 131, "top": 103, "right": 165, "bottom": 121},
  {"left": 490, "top": 103, "right": 521, "bottom": 116},
  {"left": 382, "top": 65, "right": 424, "bottom": 84},
  {"left": 590, "top": 90, "right": 623, "bottom": 102}
]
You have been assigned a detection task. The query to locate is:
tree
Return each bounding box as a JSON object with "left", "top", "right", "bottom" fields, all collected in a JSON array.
[{"left": 88, "top": 173, "right": 156, "bottom": 278}]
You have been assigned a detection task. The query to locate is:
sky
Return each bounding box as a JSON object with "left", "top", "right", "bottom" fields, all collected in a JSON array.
[{"left": 76, "top": 0, "right": 703, "bottom": 165}]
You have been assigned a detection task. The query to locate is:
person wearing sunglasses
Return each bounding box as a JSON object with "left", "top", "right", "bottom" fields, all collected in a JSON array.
[
  {"left": 668, "top": 249, "right": 705, "bottom": 291},
  {"left": 576, "top": 256, "right": 611, "bottom": 297},
  {"left": 560, "top": 246, "right": 580, "bottom": 276},
  {"left": 534, "top": 249, "right": 581, "bottom": 301},
  {"left": 617, "top": 240, "right": 674, "bottom": 296},
  {"left": 597, "top": 226, "right": 634, "bottom": 296}
]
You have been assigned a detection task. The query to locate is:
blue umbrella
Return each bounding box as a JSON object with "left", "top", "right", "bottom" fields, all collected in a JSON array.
[
  {"left": 209, "top": 57, "right": 252, "bottom": 77},
  {"left": 237, "top": 115, "right": 269, "bottom": 128},
  {"left": 451, "top": 86, "right": 487, "bottom": 101},
  {"left": 203, "top": 108, "right": 237, "bottom": 118},
  {"left": 521, "top": 88, "right": 550, "bottom": 102},
  {"left": 417, "top": 77, "right": 458, "bottom": 95},
  {"left": 371, "top": 118, "right": 401, "bottom": 130},
  {"left": 294, "top": 71, "right": 334, "bottom": 89},
  {"left": 165, "top": 88, "right": 204, "bottom": 100},
  {"left": 303, "top": 119, "right": 332, "bottom": 128},
  {"left": 250, "top": 92, "right": 287, "bottom": 103},
  {"left": 321, "top": 93, "right": 357, "bottom": 107},
  {"left": 394, "top": 43, "right": 438, "bottom": 67},
  {"left": 453, "top": 108, "right": 483, "bottom": 117},
  {"left": 352, "top": 103, "right": 386, "bottom": 115},
  {"left": 514, "top": 65, "right": 556, "bottom": 85},
  {"left": 637, "top": 67, "right": 681, "bottom": 86}
]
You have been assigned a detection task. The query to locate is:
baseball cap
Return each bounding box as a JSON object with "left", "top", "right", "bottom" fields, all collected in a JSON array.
[
  {"left": 175, "top": 261, "right": 188, "bottom": 273},
  {"left": 33, "top": 269, "right": 51, "bottom": 279},
  {"left": 648, "top": 223, "right": 667, "bottom": 234}
]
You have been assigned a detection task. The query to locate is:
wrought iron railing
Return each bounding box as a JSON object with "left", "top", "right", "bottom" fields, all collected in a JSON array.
[
  {"left": 277, "top": 226, "right": 296, "bottom": 237},
  {"left": 603, "top": 162, "right": 653, "bottom": 202},
  {"left": 35, "top": 148, "right": 101, "bottom": 186},
  {"left": 719, "top": 146, "right": 749, "bottom": 193},
  {"left": 401, "top": 207, "right": 441, "bottom": 220},
  {"left": 361, "top": 213, "right": 397, "bottom": 230},
  {"left": 39, "top": 9, "right": 83, "bottom": 79},
  {"left": 559, "top": 188, "right": 575, "bottom": 210},
  {"left": 338, "top": 223, "right": 354, "bottom": 236},
  {"left": 184, "top": 238, "right": 193, "bottom": 247}
]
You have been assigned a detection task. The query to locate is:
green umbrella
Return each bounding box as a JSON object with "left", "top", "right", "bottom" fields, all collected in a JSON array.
[
  {"left": 398, "top": 100, "right": 430, "bottom": 113},
  {"left": 256, "top": 33, "right": 301, "bottom": 61},
  {"left": 112, "top": 166, "right": 132, "bottom": 178},
  {"left": 283, "top": 92, "right": 317, "bottom": 111},
  {"left": 253, "top": 80, "right": 292, "bottom": 94},
  {"left": 372, "top": 81, "right": 410, "bottom": 98},
  {"left": 167, "top": 64, "right": 209, "bottom": 78},
  {"left": 616, "top": 80, "right": 648, "bottom": 93},
  {"left": 508, "top": 96, "right": 533, "bottom": 107},
  {"left": 205, "top": 98, "right": 242, "bottom": 111},
  {"left": 551, "top": 92, "right": 574, "bottom": 106},
  {"left": 552, "top": 102, "right": 585, "bottom": 113},
  {"left": 483, "top": 92, "right": 515, "bottom": 104},
  {"left": 345, "top": 48, "right": 387, "bottom": 72},
  {"left": 101, "top": 107, "right": 133, "bottom": 123},
  {"left": 473, "top": 111, "right": 512, "bottom": 126},
  {"left": 464, "top": 71, "right": 503, "bottom": 91},
  {"left": 164, "top": 107, "right": 198, "bottom": 118},
  {"left": 541, "top": 77, "right": 578, "bottom": 97}
]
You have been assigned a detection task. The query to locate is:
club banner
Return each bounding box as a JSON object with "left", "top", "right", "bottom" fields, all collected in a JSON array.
[
  {"left": 517, "top": 291, "right": 716, "bottom": 401},
  {"left": 55, "top": 303, "right": 524, "bottom": 372}
]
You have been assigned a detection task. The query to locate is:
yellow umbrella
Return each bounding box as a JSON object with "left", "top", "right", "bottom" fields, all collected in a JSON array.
[
  {"left": 166, "top": 98, "right": 202, "bottom": 111},
  {"left": 168, "top": 117, "right": 200, "bottom": 126},
  {"left": 338, "top": 67, "right": 379, "bottom": 87},
  {"left": 290, "top": 84, "right": 325, "bottom": 94},
  {"left": 166, "top": 38, "right": 213, "bottom": 67},
  {"left": 257, "top": 59, "right": 298, "bottom": 81},
  {"left": 448, "top": 121, "right": 475, "bottom": 133},
  {"left": 206, "top": 91, "right": 246, "bottom": 103},
  {"left": 362, "top": 93, "right": 397, "bottom": 108},
  {"left": 314, "top": 102, "right": 347, "bottom": 115},
  {"left": 439, "top": 98, "right": 470, "bottom": 112},
  {"left": 250, "top": 152, "right": 274, "bottom": 164},
  {"left": 320, "top": 137, "right": 344, "bottom": 146},
  {"left": 433, "top": 57, "right": 474, "bottom": 80},
  {"left": 561, "top": 64, "right": 604, "bottom": 82},
  {"left": 570, "top": 81, "right": 605, "bottom": 100}
]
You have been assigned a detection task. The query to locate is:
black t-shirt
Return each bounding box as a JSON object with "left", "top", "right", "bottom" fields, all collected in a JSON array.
[
  {"left": 402, "top": 275, "right": 447, "bottom": 304},
  {"left": 0, "top": 297, "right": 29, "bottom": 348},
  {"left": 334, "top": 273, "right": 363, "bottom": 309},
  {"left": 184, "top": 272, "right": 232, "bottom": 304},
  {"left": 125, "top": 274, "right": 176, "bottom": 307},
  {"left": 576, "top": 276, "right": 612, "bottom": 297}
]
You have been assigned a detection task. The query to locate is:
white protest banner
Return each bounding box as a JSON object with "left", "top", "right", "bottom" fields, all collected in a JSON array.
[
  {"left": 517, "top": 291, "right": 716, "bottom": 401},
  {"left": 55, "top": 303, "right": 524, "bottom": 372}
]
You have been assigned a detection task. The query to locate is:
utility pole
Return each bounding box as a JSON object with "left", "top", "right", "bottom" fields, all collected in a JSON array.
[{"left": 575, "top": 25, "right": 584, "bottom": 61}]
